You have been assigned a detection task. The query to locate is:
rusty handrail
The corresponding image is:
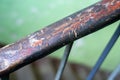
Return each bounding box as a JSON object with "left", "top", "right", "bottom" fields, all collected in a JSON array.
[{"left": 0, "top": 0, "right": 120, "bottom": 76}]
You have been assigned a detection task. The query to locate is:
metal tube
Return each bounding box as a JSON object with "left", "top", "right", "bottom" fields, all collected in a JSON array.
[
  {"left": 87, "top": 23, "right": 120, "bottom": 80},
  {"left": 108, "top": 64, "right": 120, "bottom": 80},
  {"left": 0, "top": 0, "right": 120, "bottom": 76},
  {"left": 55, "top": 42, "right": 73, "bottom": 80}
]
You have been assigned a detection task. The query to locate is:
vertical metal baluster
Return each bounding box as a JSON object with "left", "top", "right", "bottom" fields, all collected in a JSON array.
[
  {"left": 1, "top": 75, "right": 9, "bottom": 80},
  {"left": 87, "top": 23, "right": 120, "bottom": 80},
  {"left": 55, "top": 42, "right": 73, "bottom": 80},
  {"left": 108, "top": 64, "right": 120, "bottom": 80}
]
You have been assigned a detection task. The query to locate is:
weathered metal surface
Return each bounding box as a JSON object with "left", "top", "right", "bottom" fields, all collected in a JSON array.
[{"left": 0, "top": 0, "right": 120, "bottom": 76}]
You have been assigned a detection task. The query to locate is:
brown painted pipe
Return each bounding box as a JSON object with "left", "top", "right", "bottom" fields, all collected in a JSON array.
[{"left": 0, "top": 0, "right": 120, "bottom": 76}]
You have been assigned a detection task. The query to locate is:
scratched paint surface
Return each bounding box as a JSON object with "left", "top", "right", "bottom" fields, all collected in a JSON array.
[{"left": 0, "top": 0, "right": 117, "bottom": 74}]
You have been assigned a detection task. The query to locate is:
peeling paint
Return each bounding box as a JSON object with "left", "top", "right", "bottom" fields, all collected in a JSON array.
[
  {"left": 73, "top": 30, "right": 78, "bottom": 38},
  {"left": 77, "top": 13, "right": 82, "bottom": 17},
  {"left": 86, "top": 7, "right": 94, "bottom": 12},
  {"left": 104, "top": 2, "right": 109, "bottom": 7},
  {"left": 40, "top": 29, "right": 44, "bottom": 34},
  {"left": 29, "top": 34, "right": 36, "bottom": 40},
  {"left": 0, "top": 58, "right": 10, "bottom": 71},
  {"left": 19, "top": 43, "right": 23, "bottom": 50},
  {"left": 29, "top": 38, "right": 45, "bottom": 47},
  {"left": 68, "top": 17, "right": 72, "bottom": 21},
  {"left": 111, "top": 0, "right": 116, "bottom": 5},
  {"left": 0, "top": 0, "right": 120, "bottom": 76},
  {"left": 4, "top": 50, "right": 17, "bottom": 57}
]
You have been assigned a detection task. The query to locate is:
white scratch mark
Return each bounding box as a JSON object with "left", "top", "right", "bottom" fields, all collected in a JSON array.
[
  {"left": 104, "top": 2, "right": 109, "bottom": 7},
  {"left": 5, "top": 50, "right": 17, "bottom": 57},
  {"left": 86, "top": 7, "right": 94, "bottom": 12},
  {"left": 68, "top": 17, "right": 72, "bottom": 21},
  {"left": 29, "top": 38, "right": 39, "bottom": 46},
  {"left": 29, "top": 33, "right": 37, "bottom": 40},
  {"left": 77, "top": 13, "right": 82, "bottom": 17},
  {"left": 0, "top": 58, "right": 10, "bottom": 71},
  {"left": 29, "top": 36, "right": 45, "bottom": 47},
  {"left": 40, "top": 30, "right": 44, "bottom": 34},
  {"left": 110, "top": 0, "right": 116, "bottom": 5}
]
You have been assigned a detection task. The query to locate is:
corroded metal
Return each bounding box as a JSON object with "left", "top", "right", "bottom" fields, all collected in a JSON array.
[{"left": 0, "top": 0, "right": 120, "bottom": 76}]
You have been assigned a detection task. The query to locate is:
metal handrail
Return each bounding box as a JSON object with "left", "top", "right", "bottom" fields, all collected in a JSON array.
[{"left": 0, "top": 0, "right": 120, "bottom": 79}]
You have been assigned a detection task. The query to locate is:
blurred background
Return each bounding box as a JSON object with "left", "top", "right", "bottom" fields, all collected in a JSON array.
[{"left": 0, "top": 0, "right": 120, "bottom": 80}]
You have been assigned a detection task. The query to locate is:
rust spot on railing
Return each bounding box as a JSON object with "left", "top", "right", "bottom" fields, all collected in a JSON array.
[{"left": 0, "top": 0, "right": 120, "bottom": 76}]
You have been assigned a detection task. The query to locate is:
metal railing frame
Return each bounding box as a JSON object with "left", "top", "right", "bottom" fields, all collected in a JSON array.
[{"left": 0, "top": 0, "right": 120, "bottom": 80}]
